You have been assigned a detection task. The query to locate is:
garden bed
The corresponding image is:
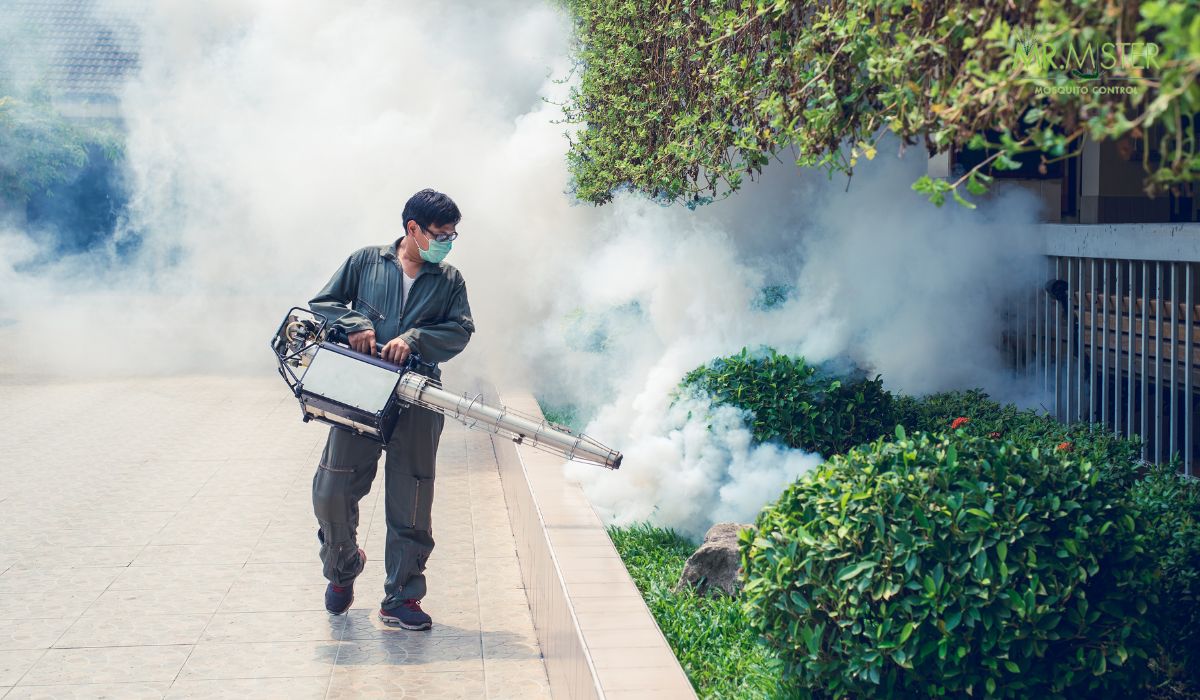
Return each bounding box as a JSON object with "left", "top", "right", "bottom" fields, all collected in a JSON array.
[
  {"left": 608, "top": 522, "right": 784, "bottom": 699},
  {"left": 602, "top": 349, "right": 1200, "bottom": 699}
]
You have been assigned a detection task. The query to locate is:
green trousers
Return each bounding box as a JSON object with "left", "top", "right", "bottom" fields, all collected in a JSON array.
[{"left": 312, "top": 406, "right": 444, "bottom": 605}]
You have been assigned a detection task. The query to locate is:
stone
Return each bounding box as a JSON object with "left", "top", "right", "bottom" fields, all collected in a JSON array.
[{"left": 672, "top": 522, "right": 754, "bottom": 598}]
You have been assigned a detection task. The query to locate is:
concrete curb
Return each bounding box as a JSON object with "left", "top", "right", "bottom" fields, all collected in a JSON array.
[{"left": 487, "top": 386, "right": 697, "bottom": 700}]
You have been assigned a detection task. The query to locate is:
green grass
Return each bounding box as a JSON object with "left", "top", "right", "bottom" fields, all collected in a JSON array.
[{"left": 607, "top": 522, "right": 786, "bottom": 700}]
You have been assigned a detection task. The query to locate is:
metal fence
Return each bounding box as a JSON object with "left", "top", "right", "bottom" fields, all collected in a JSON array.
[{"left": 1003, "top": 226, "right": 1200, "bottom": 475}]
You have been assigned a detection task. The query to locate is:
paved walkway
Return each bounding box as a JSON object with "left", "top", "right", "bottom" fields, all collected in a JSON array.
[{"left": 0, "top": 373, "right": 551, "bottom": 699}]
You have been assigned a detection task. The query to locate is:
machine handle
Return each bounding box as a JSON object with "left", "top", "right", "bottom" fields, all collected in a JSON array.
[{"left": 328, "top": 329, "right": 435, "bottom": 370}]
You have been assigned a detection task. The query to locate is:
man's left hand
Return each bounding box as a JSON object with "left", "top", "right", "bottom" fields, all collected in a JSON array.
[{"left": 380, "top": 337, "right": 412, "bottom": 365}]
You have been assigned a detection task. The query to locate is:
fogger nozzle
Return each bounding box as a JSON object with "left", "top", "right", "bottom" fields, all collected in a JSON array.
[{"left": 396, "top": 373, "right": 623, "bottom": 470}]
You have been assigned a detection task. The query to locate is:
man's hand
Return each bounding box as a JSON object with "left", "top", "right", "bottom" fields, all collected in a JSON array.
[
  {"left": 348, "top": 328, "right": 377, "bottom": 356},
  {"left": 380, "top": 337, "right": 412, "bottom": 365}
]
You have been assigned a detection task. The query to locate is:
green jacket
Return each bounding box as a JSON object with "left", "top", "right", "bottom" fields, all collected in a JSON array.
[{"left": 309, "top": 237, "right": 475, "bottom": 371}]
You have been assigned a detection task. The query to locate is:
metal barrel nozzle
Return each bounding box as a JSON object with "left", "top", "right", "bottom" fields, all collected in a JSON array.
[{"left": 395, "top": 373, "right": 622, "bottom": 469}]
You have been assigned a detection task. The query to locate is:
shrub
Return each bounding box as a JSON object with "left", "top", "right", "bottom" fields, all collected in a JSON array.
[
  {"left": 681, "top": 348, "right": 896, "bottom": 457},
  {"left": 1132, "top": 465, "right": 1200, "bottom": 688},
  {"left": 896, "top": 389, "right": 1144, "bottom": 491},
  {"left": 740, "top": 428, "right": 1159, "bottom": 699}
]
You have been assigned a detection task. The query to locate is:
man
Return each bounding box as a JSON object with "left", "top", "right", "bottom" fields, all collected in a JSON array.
[{"left": 308, "top": 188, "right": 474, "bottom": 630}]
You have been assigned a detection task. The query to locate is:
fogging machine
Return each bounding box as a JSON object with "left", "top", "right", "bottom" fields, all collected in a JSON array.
[{"left": 270, "top": 307, "right": 622, "bottom": 470}]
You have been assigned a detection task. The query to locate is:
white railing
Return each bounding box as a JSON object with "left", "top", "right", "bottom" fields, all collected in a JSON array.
[{"left": 1004, "top": 224, "right": 1200, "bottom": 475}]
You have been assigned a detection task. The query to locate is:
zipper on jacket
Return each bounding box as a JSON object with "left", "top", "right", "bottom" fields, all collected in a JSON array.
[
  {"left": 411, "top": 477, "right": 421, "bottom": 528},
  {"left": 356, "top": 297, "right": 386, "bottom": 321}
]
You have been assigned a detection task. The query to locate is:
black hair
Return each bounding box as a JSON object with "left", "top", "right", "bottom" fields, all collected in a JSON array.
[{"left": 402, "top": 188, "right": 461, "bottom": 232}]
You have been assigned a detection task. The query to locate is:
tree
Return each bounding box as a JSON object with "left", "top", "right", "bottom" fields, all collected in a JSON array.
[
  {"left": 558, "top": 0, "right": 1200, "bottom": 208},
  {"left": 0, "top": 94, "right": 123, "bottom": 207}
]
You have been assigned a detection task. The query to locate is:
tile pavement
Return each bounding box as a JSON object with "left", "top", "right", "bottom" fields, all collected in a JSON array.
[{"left": 0, "top": 373, "right": 551, "bottom": 699}]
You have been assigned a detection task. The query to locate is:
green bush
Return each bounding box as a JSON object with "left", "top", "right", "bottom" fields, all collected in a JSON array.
[
  {"left": 897, "top": 390, "right": 1199, "bottom": 692},
  {"left": 896, "top": 389, "right": 1144, "bottom": 491},
  {"left": 741, "top": 428, "right": 1159, "bottom": 699},
  {"left": 681, "top": 348, "right": 896, "bottom": 457},
  {"left": 676, "top": 358, "right": 1191, "bottom": 695},
  {"left": 1133, "top": 465, "right": 1200, "bottom": 689}
]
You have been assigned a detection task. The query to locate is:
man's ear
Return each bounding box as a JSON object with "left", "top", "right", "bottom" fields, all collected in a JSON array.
[{"left": 406, "top": 219, "right": 429, "bottom": 250}]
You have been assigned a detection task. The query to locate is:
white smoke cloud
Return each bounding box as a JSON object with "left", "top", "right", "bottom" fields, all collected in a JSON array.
[
  {"left": 565, "top": 349, "right": 826, "bottom": 539},
  {"left": 551, "top": 154, "right": 1045, "bottom": 539},
  {"left": 1, "top": 0, "right": 1047, "bottom": 540}
]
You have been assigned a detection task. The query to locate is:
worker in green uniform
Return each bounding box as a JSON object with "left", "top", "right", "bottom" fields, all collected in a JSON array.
[{"left": 308, "top": 188, "right": 474, "bottom": 630}]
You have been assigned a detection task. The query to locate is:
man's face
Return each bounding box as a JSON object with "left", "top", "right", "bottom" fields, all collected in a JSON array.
[{"left": 407, "top": 219, "right": 458, "bottom": 251}]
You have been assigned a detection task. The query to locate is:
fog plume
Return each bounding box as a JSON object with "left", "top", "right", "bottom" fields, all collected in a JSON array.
[{"left": 1, "top": 0, "right": 1047, "bottom": 540}]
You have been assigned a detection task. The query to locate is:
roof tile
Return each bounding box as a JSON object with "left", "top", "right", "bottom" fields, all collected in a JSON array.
[{"left": 1, "top": 0, "right": 142, "bottom": 96}]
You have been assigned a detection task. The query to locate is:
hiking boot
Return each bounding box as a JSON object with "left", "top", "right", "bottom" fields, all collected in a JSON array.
[
  {"left": 325, "top": 548, "right": 366, "bottom": 616},
  {"left": 378, "top": 598, "right": 432, "bottom": 630}
]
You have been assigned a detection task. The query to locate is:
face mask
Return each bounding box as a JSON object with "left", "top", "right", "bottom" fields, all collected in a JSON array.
[{"left": 418, "top": 238, "right": 452, "bottom": 263}]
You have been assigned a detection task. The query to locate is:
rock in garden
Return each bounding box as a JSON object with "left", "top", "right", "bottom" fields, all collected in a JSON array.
[{"left": 673, "top": 522, "right": 754, "bottom": 597}]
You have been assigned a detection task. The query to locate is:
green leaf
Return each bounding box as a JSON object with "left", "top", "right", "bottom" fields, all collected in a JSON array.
[
  {"left": 966, "top": 171, "right": 989, "bottom": 196},
  {"left": 837, "top": 560, "right": 877, "bottom": 581},
  {"left": 951, "top": 187, "right": 977, "bottom": 210},
  {"left": 945, "top": 609, "right": 963, "bottom": 631}
]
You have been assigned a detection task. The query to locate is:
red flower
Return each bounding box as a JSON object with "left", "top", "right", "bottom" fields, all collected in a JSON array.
[
  {"left": 950, "top": 417, "right": 970, "bottom": 430},
  {"left": 1056, "top": 441, "right": 1073, "bottom": 452},
  {"left": 988, "top": 431, "right": 1002, "bottom": 440}
]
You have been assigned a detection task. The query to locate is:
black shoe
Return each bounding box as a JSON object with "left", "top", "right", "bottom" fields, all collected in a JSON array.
[
  {"left": 325, "top": 548, "right": 366, "bottom": 616},
  {"left": 379, "top": 599, "right": 432, "bottom": 630},
  {"left": 325, "top": 582, "right": 353, "bottom": 615}
]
